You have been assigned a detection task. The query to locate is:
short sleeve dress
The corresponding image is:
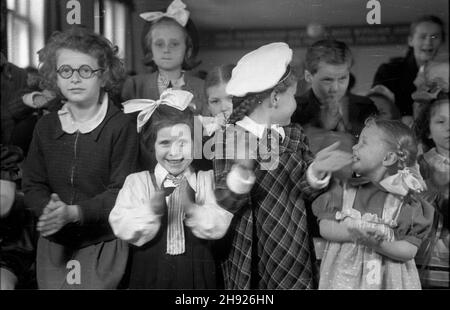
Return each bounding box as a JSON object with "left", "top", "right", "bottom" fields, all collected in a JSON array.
[{"left": 313, "top": 178, "right": 434, "bottom": 289}]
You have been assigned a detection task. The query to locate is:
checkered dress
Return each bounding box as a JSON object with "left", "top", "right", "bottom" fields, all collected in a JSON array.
[{"left": 214, "top": 123, "right": 324, "bottom": 289}]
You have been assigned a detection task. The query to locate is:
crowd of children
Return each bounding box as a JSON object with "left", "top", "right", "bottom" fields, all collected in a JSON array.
[{"left": 1, "top": 0, "right": 448, "bottom": 290}]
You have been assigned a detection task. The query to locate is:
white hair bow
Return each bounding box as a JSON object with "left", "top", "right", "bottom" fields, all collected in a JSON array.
[
  {"left": 123, "top": 89, "right": 193, "bottom": 133},
  {"left": 139, "top": 0, "right": 190, "bottom": 27},
  {"left": 379, "top": 164, "right": 427, "bottom": 197}
]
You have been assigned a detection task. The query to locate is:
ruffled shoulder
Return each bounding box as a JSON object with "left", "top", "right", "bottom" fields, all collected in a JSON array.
[
  {"left": 312, "top": 179, "right": 344, "bottom": 221},
  {"left": 394, "top": 193, "right": 434, "bottom": 247}
]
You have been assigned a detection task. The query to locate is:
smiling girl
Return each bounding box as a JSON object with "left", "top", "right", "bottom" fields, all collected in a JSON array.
[
  {"left": 109, "top": 89, "right": 243, "bottom": 288},
  {"left": 313, "top": 118, "right": 434, "bottom": 289}
]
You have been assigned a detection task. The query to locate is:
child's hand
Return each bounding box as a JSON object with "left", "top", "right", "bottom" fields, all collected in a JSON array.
[
  {"left": 150, "top": 189, "right": 166, "bottom": 216},
  {"left": 37, "top": 194, "right": 79, "bottom": 237},
  {"left": 312, "top": 142, "right": 353, "bottom": 178},
  {"left": 178, "top": 179, "right": 197, "bottom": 219},
  {"left": 225, "top": 127, "right": 256, "bottom": 170},
  {"left": 347, "top": 226, "right": 383, "bottom": 248},
  {"left": 33, "top": 94, "right": 50, "bottom": 109}
]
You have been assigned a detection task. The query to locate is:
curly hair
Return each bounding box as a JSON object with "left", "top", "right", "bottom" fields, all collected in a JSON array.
[
  {"left": 414, "top": 93, "right": 449, "bottom": 150},
  {"left": 365, "top": 118, "right": 418, "bottom": 170},
  {"left": 139, "top": 105, "right": 194, "bottom": 171},
  {"left": 228, "top": 67, "right": 298, "bottom": 124},
  {"left": 304, "top": 39, "right": 353, "bottom": 75},
  {"left": 141, "top": 17, "right": 198, "bottom": 71},
  {"left": 38, "top": 26, "right": 125, "bottom": 97}
]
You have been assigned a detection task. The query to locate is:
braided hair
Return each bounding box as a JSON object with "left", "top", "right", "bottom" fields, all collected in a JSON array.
[
  {"left": 228, "top": 67, "right": 298, "bottom": 124},
  {"left": 365, "top": 118, "right": 418, "bottom": 170}
]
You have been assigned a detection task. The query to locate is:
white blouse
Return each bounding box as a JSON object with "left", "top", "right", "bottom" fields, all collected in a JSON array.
[{"left": 109, "top": 165, "right": 234, "bottom": 247}]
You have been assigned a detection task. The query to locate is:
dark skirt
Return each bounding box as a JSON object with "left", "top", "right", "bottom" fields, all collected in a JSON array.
[{"left": 127, "top": 212, "right": 218, "bottom": 289}]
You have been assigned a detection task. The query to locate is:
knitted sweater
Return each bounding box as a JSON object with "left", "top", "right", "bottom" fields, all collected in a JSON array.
[{"left": 22, "top": 101, "right": 138, "bottom": 248}]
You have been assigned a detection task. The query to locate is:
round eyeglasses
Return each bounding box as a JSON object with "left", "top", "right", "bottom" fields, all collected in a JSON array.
[{"left": 56, "top": 65, "right": 104, "bottom": 79}]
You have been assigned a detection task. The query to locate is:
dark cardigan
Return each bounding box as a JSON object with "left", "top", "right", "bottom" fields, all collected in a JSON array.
[
  {"left": 372, "top": 48, "right": 419, "bottom": 116},
  {"left": 22, "top": 101, "right": 138, "bottom": 248},
  {"left": 121, "top": 71, "right": 207, "bottom": 115}
]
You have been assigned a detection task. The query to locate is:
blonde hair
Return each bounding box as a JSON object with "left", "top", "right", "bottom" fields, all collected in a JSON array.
[{"left": 365, "top": 118, "right": 418, "bottom": 169}]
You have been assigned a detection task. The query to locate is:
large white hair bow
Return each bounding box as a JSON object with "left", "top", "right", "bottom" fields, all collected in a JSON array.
[
  {"left": 379, "top": 164, "right": 427, "bottom": 196},
  {"left": 123, "top": 89, "right": 193, "bottom": 133},
  {"left": 140, "top": 0, "right": 190, "bottom": 27}
]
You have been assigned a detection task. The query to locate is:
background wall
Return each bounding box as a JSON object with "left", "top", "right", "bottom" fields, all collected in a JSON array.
[{"left": 126, "top": 0, "right": 449, "bottom": 96}]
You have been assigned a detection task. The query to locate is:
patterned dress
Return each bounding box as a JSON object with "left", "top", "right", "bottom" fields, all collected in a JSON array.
[
  {"left": 214, "top": 123, "right": 325, "bottom": 289},
  {"left": 313, "top": 179, "right": 434, "bottom": 289}
]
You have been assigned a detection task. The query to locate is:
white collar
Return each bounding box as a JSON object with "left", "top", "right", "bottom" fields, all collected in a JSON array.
[
  {"left": 154, "top": 163, "right": 197, "bottom": 191},
  {"left": 235, "top": 116, "right": 285, "bottom": 141},
  {"left": 158, "top": 71, "right": 186, "bottom": 90},
  {"left": 58, "top": 94, "right": 108, "bottom": 134},
  {"left": 424, "top": 147, "right": 450, "bottom": 171}
]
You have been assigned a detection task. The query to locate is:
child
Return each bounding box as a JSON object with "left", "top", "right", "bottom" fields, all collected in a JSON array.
[
  {"left": 22, "top": 27, "right": 139, "bottom": 289},
  {"left": 121, "top": 0, "right": 207, "bottom": 115},
  {"left": 213, "top": 42, "right": 353, "bottom": 289},
  {"left": 415, "top": 95, "right": 449, "bottom": 288},
  {"left": 109, "top": 89, "right": 240, "bottom": 289},
  {"left": 412, "top": 61, "right": 449, "bottom": 121},
  {"left": 292, "top": 39, "right": 377, "bottom": 138},
  {"left": 198, "top": 64, "right": 235, "bottom": 136},
  {"left": 373, "top": 15, "right": 446, "bottom": 118},
  {"left": 190, "top": 64, "right": 236, "bottom": 172},
  {"left": 1, "top": 144, "right": 36, "bottom": 289},
  {"left": 367, "top": 85, "right": 401, "bottom": 120},
  {"left": 313, "top": 118, "right": 434, "bottom": 289}
]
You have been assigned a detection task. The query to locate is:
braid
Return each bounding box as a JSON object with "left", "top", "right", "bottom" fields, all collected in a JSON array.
[
  {"left": 228, "top": 66, "right": 298, "bottom": 124},
  {"left": 228, "top": 90, "right": 271, "bottom": 124},
  {"left": 228, "top": 95, "right": 261, "bottom": 124},
  {"left": 365, "top": 118, "right": 418, "bottom": 170}
]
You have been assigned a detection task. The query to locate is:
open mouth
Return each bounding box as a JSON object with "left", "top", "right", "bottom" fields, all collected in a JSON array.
[
  {"left": 421, "top": 48, "right": 434, "bottom": 55},
  {"left": 166, "top": 159, "right": 184, "bottom": 165},
  {"left": 352, "top": 154, "right": 360, "bottom": 162}
]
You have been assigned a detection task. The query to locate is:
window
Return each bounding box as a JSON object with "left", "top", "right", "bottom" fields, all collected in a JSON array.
[
  {"left": 102, "top": 0, "right": 127, "bottom": 59},
  {"left": 7, "top": 0, "right": 44, "bottom": 68}
]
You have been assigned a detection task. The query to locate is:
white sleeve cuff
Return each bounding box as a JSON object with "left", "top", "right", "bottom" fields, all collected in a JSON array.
[
  {"left": 307, "top": 163, "right": 331, "bottom": 189},
  {"left": 226, "top": 164, "right": 256, "bottom": 194}
]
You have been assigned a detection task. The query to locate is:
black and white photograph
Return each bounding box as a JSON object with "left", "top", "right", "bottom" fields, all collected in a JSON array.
[{"left": 1, "top": 0, "right": 449, "bottom": 298}]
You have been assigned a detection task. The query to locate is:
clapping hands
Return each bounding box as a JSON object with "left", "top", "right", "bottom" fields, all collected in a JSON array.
[
  {"left": 37, "top": 193, "right": 79, "bottom": 237},
  {"left": 347, "top": 225, "right": 385, "bottom": 248}
]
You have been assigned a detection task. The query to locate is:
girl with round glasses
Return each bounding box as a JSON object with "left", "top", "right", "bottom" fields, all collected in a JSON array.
[{"left": 22, "top": 26, "right": 139, "bottom": 289}]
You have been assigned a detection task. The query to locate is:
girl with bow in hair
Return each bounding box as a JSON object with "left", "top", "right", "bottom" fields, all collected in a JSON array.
[
  {"left": 121, "top": 0, "right": 207, "bottom": 115},
  {"left": 313, "top": 117, "right": 434, "bottom": 289},
  {"left": 109, "top": 89, "right": 247, "bottom": 288}
]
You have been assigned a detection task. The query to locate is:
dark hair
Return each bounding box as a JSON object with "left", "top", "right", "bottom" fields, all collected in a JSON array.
[
  {"left": 139, "top": 105, "right": 194, "bottom": 170},
  {"left": 228, "top": 67, "right": 298, "bottom": 124},
  {"left": 304, "top": 39, "right": 353, "bottom": 75},
  {"left": 38, "top": 26, "right": 125, "bottom": 96},
  {"left": 141, "top": 17, "right": 199, "bottom": 71},
  {"left": 369, "top": 94, "right": 401, "bottom": 120},
  {"left": 205, "top": 64, "right": 235, "bottom": 90},
  {"left": 414, "top": 93, "right": 449, "bottom": 150},
  {"left": 365, "top": 118, "right": 418, "bottom": 170},
  {"left": 410, "top": 15, "right": 446, "bottom": 43}
]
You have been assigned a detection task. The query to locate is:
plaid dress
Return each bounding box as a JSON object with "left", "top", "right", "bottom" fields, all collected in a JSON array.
[{"left": 213, "top": 123, "right": 325, "bottom": 289}]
